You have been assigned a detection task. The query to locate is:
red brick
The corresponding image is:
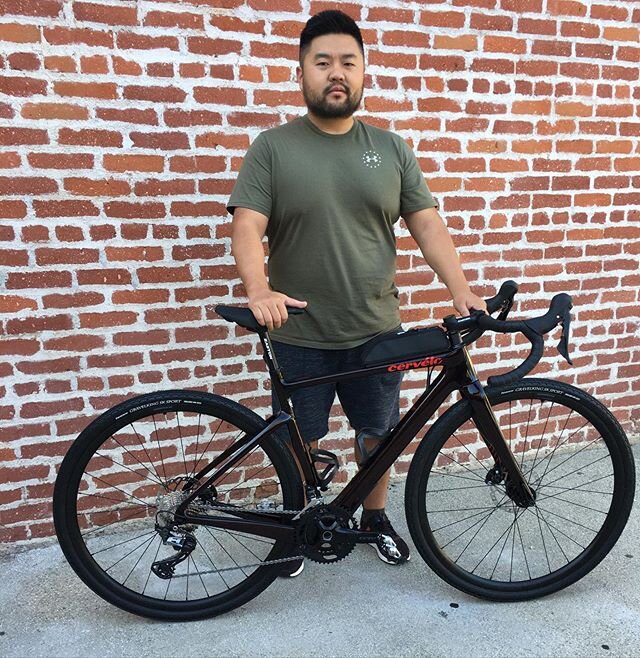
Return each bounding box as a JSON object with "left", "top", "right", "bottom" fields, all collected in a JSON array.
[
  {"left": 29, "top": 153, "right": 93, "bottom": 169},
  {"left": 80, "top": 311, "right": 137, "bottom": 329},
  {"left": 112, "top": 289, "right": 169, "bottom": 304},
  {"left": 193, "top": 86, "right": 247, "bottom": 105},
  {"left": 73, "top": 2, "right": 137, "bottom": 25},
  {"left": 113, "top": 330, "right": 170, "bottom": 346},
  {"left": 146, "top": 62, "right": 173, "bottom": 78},
  {"left": 54, "top": 81, "right": 117, "bottom": 99},
  {"left": 77, "top": 269, "right": 131, "bottom": 285},
  {"left": 171, "top": 201, "right": 225, "bottom": 217},
  {"left": 105, "top": 246, "right": 163, "bottom": 262},
  {"left": 117, "top": 31, "right": 178, "bottom": 51},
  {"left": 130, "top": 131, "right": 189, "bottom": 150},
  {"left": 0, "top": 177, "right": 56, "bottom": 195},
  {"left": 64, "top": 177, "right": 130, "bottom": 196},
  {"left": 6, "top": 314, "right": 73, "bottom": 334},
  {"left": 0, "top": 128, "right": 48, "bottom": 145},
  {"left": 123, "top": 85, "right": 185, "bottom": 103},
  {"left": 137, "top": 266, "right": 193, "bottom": 284},
  {"left": 43, "top": 292, "right": 104, "bottom": 309},
  {"left": 144, "top": 10, "right": 204, "bottom": 29},
  {"left": 59, "top": 128, "right": 123, "bottom": 147},
  {"left": 21, "top": 398, "right": 84, "bottom": 419},
  {"left": 96, "top": 107, "right": 158, "bottom": 125},
  {"left": 44, "top": 334, "right": 105, "bottom": 351},
  {"left": 6, "top": 271, "right": 71, "bottom": 289},
  {"left": 8, "top": 52, "right": 39, "bottom": 70},
  {"left": 2, "top": 0, "right": 62, "bottom": 17},
  {"left": 35, "top": 248, "right": 99, "bottom": 265},
  {"left": 104, "top": 202, "right": 165, "bottom": 219},
  {"left": 103, "top": 155, "right": 164, "bottom": 173},
  {"left": 33, "top": 200, "right": 99, "bottom": 217},
  {"left": 0, "top": 297, "right": 37, "bottom": 314},
  {"left": 0, "top": 76, "right": 46, "bottom": 97},
  {"left": 80, "top": 54, "right": 109, "bottom": 74},
  {"left": 44, "top": 55, "right": 76, "bottom": 72},
  {"left": 112, "top": 55, "right": 142, "bottom": 76},
  {"left": 0, "top": 23, "right": 40, "bottom": 42},
  {"left": 169, "top": 156, "right": 225, "bottom": 173},
  {"left": 44, "top": 26, "right": 112, "bottom": 47},
  {"left": 134, "top": 179, "right": 194, "bottom": 196}
]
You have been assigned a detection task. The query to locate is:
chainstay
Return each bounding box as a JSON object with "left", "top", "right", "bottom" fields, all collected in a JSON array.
[{"left": 169, "top": 554, "right": 304, "bottom": 579}]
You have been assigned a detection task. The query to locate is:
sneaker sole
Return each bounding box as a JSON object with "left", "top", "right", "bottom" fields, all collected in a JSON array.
[
  {"left": 279, "top": 561, "right": 305, "bottom": 578},
  {"left": 370, "top": 543, "right": 410, "bottom": 565}
]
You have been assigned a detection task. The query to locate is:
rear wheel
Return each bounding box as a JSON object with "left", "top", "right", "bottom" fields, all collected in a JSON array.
[
  {"left": 53, "top": 390, "right": 303, "bottom": 620},
  {"left": 405, "top": 379, "right": 635, "bottom": 601}
]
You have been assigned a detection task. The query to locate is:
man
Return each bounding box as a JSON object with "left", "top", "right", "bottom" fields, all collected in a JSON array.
[{"left": 227, "top": 10, "right": 485, "bottom": 576}]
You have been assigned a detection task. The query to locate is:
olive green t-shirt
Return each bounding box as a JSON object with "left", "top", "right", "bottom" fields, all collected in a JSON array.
[{"left": 227, "top": 115, "right": 437, "bottom": 349}]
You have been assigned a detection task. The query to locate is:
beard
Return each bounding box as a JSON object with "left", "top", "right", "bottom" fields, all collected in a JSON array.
[{"left": 302, "top": 80, "right": 363, "bottom": 119}]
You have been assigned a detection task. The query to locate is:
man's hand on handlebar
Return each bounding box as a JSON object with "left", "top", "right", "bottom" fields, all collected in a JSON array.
[{"left": 452, "top": 290, "right": 487, "bottom": 316}]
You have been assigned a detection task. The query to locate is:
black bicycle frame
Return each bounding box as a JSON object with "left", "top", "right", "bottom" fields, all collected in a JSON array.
[{"left": 177, "top": 327, "right": 534, "bottom": 540}]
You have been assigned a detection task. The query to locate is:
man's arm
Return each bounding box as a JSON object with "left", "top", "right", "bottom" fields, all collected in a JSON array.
[
  {"left": 231, "top": 207, "right": 306, "bottom": 330},
  {"left": 403, "top": 207, "right": 486, "bottom": 315}
]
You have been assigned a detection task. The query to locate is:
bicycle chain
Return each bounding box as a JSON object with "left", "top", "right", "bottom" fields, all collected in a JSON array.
[{"left": 166, "top": 502, "right": 319, "bottom": 579}]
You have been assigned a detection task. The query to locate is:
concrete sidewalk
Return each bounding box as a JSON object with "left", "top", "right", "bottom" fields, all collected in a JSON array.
[{"left": 1, "top": 452, "right": 639, "bottom": 658}]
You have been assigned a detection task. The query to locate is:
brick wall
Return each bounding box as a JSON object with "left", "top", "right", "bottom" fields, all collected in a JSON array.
[{"left": 1, "top": 0, "right": 639, "bottom": 544}]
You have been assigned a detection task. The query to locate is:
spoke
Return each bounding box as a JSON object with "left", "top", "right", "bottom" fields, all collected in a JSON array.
[
  {"left": 152, "top": 414, "right": 168, "bottom": 483},
  {"left": 82, "top": 472, "right": 157, "bottom": 511},
  {"left": 429, "top": 470, "right": 495, "bottom": 485},
  {"left": 524, "top": 506, "right": 585, "bottom": 552},
  {"left": 90, "top": 529, "right": 157, "bottom": 558},
  {"left": 435, "top": 450, "right": 491, "bottom": 483},
  {"left": 217, "top": 527, "right": 268, "bottom": 562},
  {"left": 81, "top": 503, "right": 154, "bottom": 538},
  {"left": 189, "top": 413, "right": 204, "bottom": 480},
  {"left": 514, "top": 511, "right": 532, "bottom": 581},
  {"left": 129, "top": 421, "right": 164, "bottom": 484},
  {"left": 534, "top": 504, "right": 599, "bottom": 537},
  {"left": 533, "top": 421, "right": 597, "bottom": 485},
  {"left": 204, "top": 526, "right": 250, "bottom": 578},
  {"left": 105, "top": 434, "right": 164, "bottom": 487},
  {"left": 431, "top": 507, "right": 501, "bottom": 533},
  {"left": 192, "top": 419, "right": 226, "bottom": 475},
  {"left": 176, "top": 411, "right": 189, "bottom": 477},
  {"left": 94, "top": 451, "right": 163, "bottom": 489},
  {"left": 104, "top": 533, "right": 157, "bottom": 574},
  {"left": 520, "top": 399, "right": 535, "bottom": 471},
  {"left": 428, "top": 505, "right": 505, "bottom": 514},
  {"left": 427, "top": 483, "right": 495, "bottom": 493},
  {"left": 453, "top": 503, "right": 507, "bottom": 564},
  {"left": 534, "top": 505, "right": 552, "bottom": 574},
  {"left": 143, "top": 538, "right": 163, "bottom": 595},
  {"left": 200, "top": 528, "right": 232, "bottom": 590},
  {"left": 439, "top": 503, "right": 503, "bottom": 552},
  {"left": 509, "top": 506, "right": 516, "bottom": 582},
  {"left": 190, "top": 552, "right": 211, "bottom": 598},
  {"left": 450, "top": 429, "right": 490, "bottom": 473},
  {"left": 526, "top": 401, "right": 554, "bottom": 485},
  {"left": 485, "top": 506, "right": 520, "bottom": 579},
  {"left": 539, "top": 472, "right": 614, "bottom": 495},
  {"left": 214, "top": 449, "right": 267, "bottom": 490},
  {"left": 525, "top": 409, "right": 573, "bottom": 483},
  {"left": 78, "top": 491, "right": 152, "bottom": 510},
  {"left": 123, "top": 533, "right": 158, "bottom": 586},
  {"left": 540, "top": 453, "right": 611, "bottom": 490},
  {"left": 535, "top": 492, "right": 610, "bottom": 516}
]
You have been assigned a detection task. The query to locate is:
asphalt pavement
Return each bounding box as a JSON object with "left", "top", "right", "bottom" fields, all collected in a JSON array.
[{"left": 1, "top": 446, "right": 639, "bottom": 658}]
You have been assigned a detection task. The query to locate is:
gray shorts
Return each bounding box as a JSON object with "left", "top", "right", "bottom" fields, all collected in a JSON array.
[{"left": 272, "top": 336, "right": 403, "bottom": 443}]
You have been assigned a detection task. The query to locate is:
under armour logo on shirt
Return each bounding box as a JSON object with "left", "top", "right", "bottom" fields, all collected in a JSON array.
[{"left": 362, "top": 150, "right": 382, "bottom": 169}]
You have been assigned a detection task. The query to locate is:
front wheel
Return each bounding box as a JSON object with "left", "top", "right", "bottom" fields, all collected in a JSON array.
[
  {"left": 405, "top": 378, "right": 635, "bottom": 601},
  {"left": 53, "top": 390, "right": 304, "bottom": 620}
]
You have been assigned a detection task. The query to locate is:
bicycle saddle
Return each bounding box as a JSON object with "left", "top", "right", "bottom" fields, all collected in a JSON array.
[{"left": 215, "top": 305, "right": 304, "bottom": 332}]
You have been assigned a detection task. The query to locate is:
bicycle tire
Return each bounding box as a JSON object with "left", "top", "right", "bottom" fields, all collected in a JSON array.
[
  {"left": 405, "top": 378, "right": 635, "bottom": 601},
  {"left": 53, "top": 390, "right": 304, "bottom": 621}
]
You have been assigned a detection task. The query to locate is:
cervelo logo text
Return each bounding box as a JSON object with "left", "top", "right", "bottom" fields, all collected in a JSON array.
[{"left": 387, "top": 356, "right": 443, "bottom": 372}]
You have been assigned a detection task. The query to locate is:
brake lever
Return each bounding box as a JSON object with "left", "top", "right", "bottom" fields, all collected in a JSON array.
[{"left": 557, "top": 305, "right": 573, "bottom": 365}]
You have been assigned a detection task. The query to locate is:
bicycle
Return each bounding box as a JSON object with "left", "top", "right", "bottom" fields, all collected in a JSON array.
[{"left": 53, "top": 281, "right": 636, "bottom": 621}]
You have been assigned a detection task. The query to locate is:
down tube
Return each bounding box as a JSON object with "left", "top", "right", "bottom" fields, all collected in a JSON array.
[{"left": 334, "top": 366, "right": 462, "bottom": 513}]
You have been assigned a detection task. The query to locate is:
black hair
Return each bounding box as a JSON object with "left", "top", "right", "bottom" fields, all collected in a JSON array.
[{"left": 299, "top": 10, "right": 364, "bottom": 66}]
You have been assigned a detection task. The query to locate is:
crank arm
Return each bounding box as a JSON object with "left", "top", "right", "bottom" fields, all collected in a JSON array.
[{"left": 335, "top": 528, "right": 381, "bottom": 544}]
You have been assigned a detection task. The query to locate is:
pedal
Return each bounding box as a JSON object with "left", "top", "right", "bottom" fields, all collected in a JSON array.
[{"left": 309, "top": 448, "right": 339, "bottom": 491}]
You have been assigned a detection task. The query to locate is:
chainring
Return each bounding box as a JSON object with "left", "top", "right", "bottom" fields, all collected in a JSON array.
[{"left": 295, "top": 504, "right": 357, "bottom": 564}]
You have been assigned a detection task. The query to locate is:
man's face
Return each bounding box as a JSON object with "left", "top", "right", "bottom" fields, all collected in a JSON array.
[{"left": 297, "top": 33, "right": 365, "bottom": 119}]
